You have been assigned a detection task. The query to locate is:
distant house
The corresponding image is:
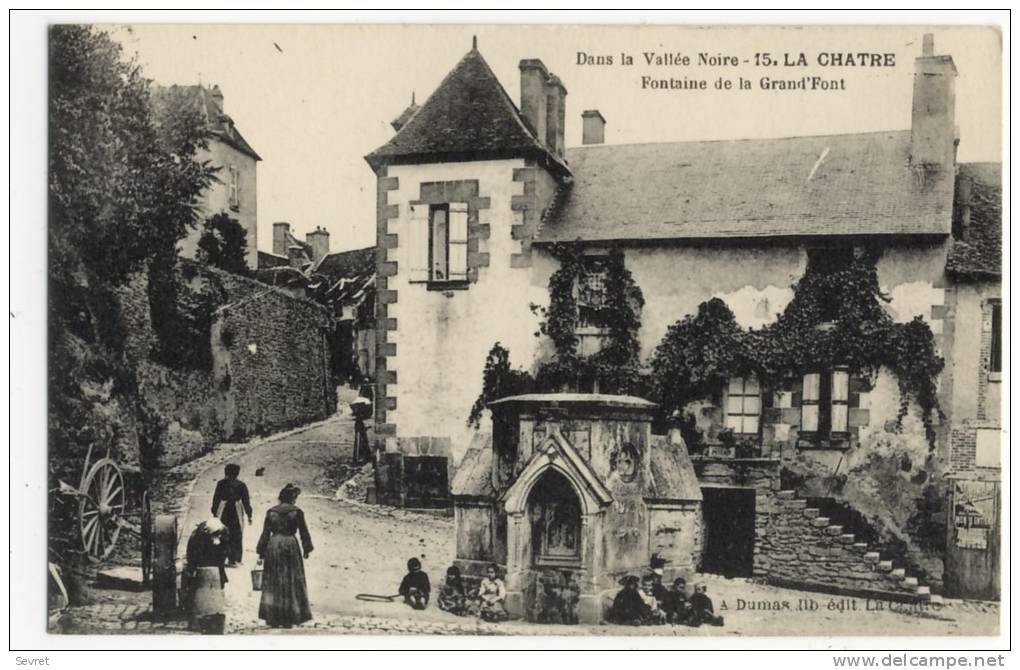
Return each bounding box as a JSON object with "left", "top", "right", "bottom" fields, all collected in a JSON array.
[
  {"left": 152, "top": 84, "right": 261, "bottom": 269},
  {"left": 256, "top": 222, "right": 377, "bottom": 384}
]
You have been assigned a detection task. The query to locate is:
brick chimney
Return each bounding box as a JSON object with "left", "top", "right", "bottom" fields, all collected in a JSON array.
[
  {"left": 910, "top": 34, "right": 958, "bottom": 169},
  {"left": 287, "top": 245, "right": 306, "bottom": 269},
  {"left": 582, "top": 110, "right": 606, "bottom": 145},
  {"left": 545, "top": 75, "right": 567, "bottom": 158},
  {"left": 210, "top": 84, "right": 224, "bottom": 114},
  {"left": 306, "top": 226, "right": 330, "bottom": 263},
  {"left": 519, "top": 59, "right": 550, "bottom": 145},
  {"left": 273, "top": 222, "right": 290, "bottom": 256}
]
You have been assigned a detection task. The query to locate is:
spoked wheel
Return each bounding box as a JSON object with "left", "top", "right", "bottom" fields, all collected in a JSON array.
[
  {"left": 79, "top": 458, "right": 126, "bottom": 560},
  {"left": 140, "top": 490, "right": 153, "bottom": 585}
]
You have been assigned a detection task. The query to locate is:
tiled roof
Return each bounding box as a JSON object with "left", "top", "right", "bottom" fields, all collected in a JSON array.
[
  {"left": 257, "top": 250, "right": 289, "bottom": 270},
  {"left": 450, "top": 437, "right": 495, "bottom": 498},
  {"left": 151, "top": 84, "right": 261, "bottom": 161},
  {"left": 311, "top": 246, "right": 376, "bottom": 281},
  {"left": 947, "top": 162, "right": 1001, "bottom": 280},
  {"left": 365, "top": 48, "right": 568, "bottom": 176},
  {"left": 537, "top": 130, "right": 954, "bottom": 242}
]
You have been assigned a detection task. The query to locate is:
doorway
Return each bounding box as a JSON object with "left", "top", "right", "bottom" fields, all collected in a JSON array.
[{"left": 700, "top": 486, "right": 756, "bottom": 578}]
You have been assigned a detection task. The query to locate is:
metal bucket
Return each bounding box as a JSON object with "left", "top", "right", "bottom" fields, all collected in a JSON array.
[{"left": 250, "top": 561, "right": 263, "bottom": 591}]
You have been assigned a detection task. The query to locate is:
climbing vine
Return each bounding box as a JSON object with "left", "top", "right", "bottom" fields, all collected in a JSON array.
[
  {"left": 651, "top": 249, "right": 945, "bottom": 448},
  {"left": 531, "top": 243, "right": 646, "bottom": 395}
]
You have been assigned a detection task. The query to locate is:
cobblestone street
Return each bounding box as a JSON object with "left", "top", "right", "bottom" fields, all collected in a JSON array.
[{"left": 57, "top": 414, "right": 1000, "bottom": 637}]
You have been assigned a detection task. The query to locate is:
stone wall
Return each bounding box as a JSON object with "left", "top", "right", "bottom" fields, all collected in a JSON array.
[
  {"left": 116, "top": 262, "right": 335, "bottom": 467},
  {"left": 761, "top": 491, "right": 931, "bottom": 602}
]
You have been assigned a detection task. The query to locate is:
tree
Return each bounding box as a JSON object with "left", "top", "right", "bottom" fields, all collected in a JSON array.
[
  {"left": 198, "top": 212, "right": 250, "bottom": 275},
  {"left": 48, "top": 25, "right": 216, "bottom": 558}
]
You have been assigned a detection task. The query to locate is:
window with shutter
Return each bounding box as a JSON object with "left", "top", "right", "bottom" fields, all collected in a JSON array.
[
  {"left": 726, "top": 376, "right": 761, "bottom": 435},
  {"left": 831, "top": 368, "right": 849, "bottom": 434},
  {"left": 407, "top": 203, "right": 430, "bottom": 283},
  {"left": 801, "top": 373, "right": 820, "bottom": 432},
  {"left": 801, "top": 367, "right": 850, "bottom": 442},
  {"left": 989, "top": 302, "right": 1002, "bottom": 375},
  {"left": 448, "top": 202, "right": 469, "bottom": 281},
  {"left": 228, "top": 165, "right": 240, "bottom": 210}
]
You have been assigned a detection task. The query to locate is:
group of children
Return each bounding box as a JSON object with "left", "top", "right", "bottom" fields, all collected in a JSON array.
[
  {"left": 607, "top": 556, "right": 724, "bottom": 627},
  {"left": 398, "top": 555, "right": 723, "bottom": 628},
  {"left": 398, "top": 558, "right": 509, "bottom": 623}
]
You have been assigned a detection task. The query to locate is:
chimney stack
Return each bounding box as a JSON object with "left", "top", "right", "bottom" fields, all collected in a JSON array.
[
  {"left": 582, "top": 110, "right": 606, "bottom": 145},
  {"left": 273, "top": 222, "right": 291, "bottom": 256},
  {"left": 545, "top": 75, "right": 567, "bottom": 158},
  {"left": 910, "top": 34, "right": 958, "bottom": 169},
  {"left": 306, "top": 226, "right": 330, "bottom": 263},
  {"left": 519, "top": 59, "right": 550, "bottom": 146}
]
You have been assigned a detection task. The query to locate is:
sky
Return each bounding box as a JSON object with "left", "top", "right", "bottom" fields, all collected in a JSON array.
[{"left": 105, "top": 24, "right": 1002, "bottom": 256}]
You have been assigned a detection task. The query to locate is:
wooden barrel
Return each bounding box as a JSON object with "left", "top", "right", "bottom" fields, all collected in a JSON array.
[{"left": 151, "top": 515, "right": 178, "bottom": 618}]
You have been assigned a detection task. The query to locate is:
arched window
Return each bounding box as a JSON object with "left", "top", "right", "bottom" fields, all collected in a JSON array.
[{"left": 528, "top": 469, "right": 582, "bottom": 567}]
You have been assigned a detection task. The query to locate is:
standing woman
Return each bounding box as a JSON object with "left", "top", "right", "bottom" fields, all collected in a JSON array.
[
  {"left": 211, "top": 464, "right": 253, "bottom": 567},
  {"left": 256, "top": 484, "right": 313, "bottom": 628}
]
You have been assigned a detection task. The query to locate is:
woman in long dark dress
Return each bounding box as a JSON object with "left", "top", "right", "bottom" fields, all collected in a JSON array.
[
  {"left": 212, "top": 463, "right": 253, "bottom": 566},
  {"left": 256, "top": 484, "right": 313, "bottom": 628}
]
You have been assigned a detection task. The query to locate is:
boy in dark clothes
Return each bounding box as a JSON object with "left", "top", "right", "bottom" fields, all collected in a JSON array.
[
  {"left": 662, "top": 577, "right": 693, "bottom": 625},
  {"left": 398, "top": 557, "right": 431, "bottom": 610},
  {"left": 690, "top": 582, "right": 725, "bottom": 626},
  {"left": 606, "top": 575, "right": 652, "bottom": 625}
]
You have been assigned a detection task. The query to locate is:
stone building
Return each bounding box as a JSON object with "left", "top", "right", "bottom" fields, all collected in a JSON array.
[
  {"left": 942, "top": 162, "right": 1002, "bottom": 600},
  {"left": 452, "top": 393, "right": 701, "bottom": 624},
  {"left": 153, "top": 84, "right": 261, "bottom": 269},
  {"left": 364, "top": 35, "right": 1000, "bottom": 602}
]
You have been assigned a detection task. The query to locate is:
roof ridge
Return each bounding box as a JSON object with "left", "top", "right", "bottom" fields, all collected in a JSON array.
[{"left": 567, "top": 128, "right": 911, "bottom": 152}]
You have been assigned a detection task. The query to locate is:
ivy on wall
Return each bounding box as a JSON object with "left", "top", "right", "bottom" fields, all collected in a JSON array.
[
  {"left": 471, "top": 244, "right": 944, "bottom": 450},
  {"left": 651, "top": 249, "right": 945, "bottom": 449},
  {"left": 530, "top": 243, "right": 647, "bottom": 395}
]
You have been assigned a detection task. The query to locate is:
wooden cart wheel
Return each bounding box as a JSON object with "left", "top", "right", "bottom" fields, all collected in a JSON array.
[
  {"left": 140, "top": 490, "right": 153, "bottom": 585},
  {"left": 78, "top": 458, "right": 126, "bottom": 560}
]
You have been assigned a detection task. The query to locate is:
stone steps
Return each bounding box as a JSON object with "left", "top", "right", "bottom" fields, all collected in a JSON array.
[{"left": 770, "top": 488, "right": 932, "bottom": 603}]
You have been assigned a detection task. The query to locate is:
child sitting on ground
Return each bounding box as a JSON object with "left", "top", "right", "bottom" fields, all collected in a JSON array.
[
  {"left": 437, "top": 565, "right": 468, "bottom": 616},
  {"left": 607, "top": 575, "right": 651, "bottom": 625},
  {"left": 639, "top": 574, "right": 667, "bottom": 624},
  {"left": 398, "top": 557, "right": 431, "bottom": 610},
  {"left": 477, "top": 564, "right": 508, "bottom": 622},
  {"left": 662, "top": 577, "right": 693, "bottom": 625},
  {"left": 689, "top": 582, "right": 725, "bottom": 626}
]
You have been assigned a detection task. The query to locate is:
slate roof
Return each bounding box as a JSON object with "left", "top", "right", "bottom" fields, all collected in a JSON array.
[
  {"left": 311, "top": 246, "right": 376, "bottom": 281},
  {"left": 257, "top": 250, "right": 290, "bottom": 270},
  {"left": 151, "top": 84, "right": 262, "bottom": 161},
  {"left": 946, "top": 162, "right": 1002, "bottom": 280},
  {"left": 536, "top": 130, "right": 955, "bottom": 242},
  {"left": 365, "top": 48, "right": 569, "bottom": 176}
]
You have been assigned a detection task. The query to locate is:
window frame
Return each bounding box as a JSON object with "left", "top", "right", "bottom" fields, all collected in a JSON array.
[
  {"left": 575, "top": 256, "right": 610, "bottom": 333},
  {"left": 799, "top": 366, "right": 851, "bottom": 447},
  {"left": 227, "top": 165, "right": 240, "bottom": 211},
  {"left": 725, "top": 376, "right": 762, "bottom": 436},
  {"left": 989, "top": 301, "right": 1002, "bottom": 380},
  {"left": 421, "top": 202, "right": 470, "bottom": 290}
]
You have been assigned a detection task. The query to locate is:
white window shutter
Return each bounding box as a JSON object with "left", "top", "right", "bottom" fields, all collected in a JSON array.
[
  {"left": 407, "top": 203, "right": 429, "bottom": 282},
  {"left": 831, "top": 405, "right": 848, "bottom": 433},
  {"left": 448, "top": 202, "right": 469, "bottom": 280},
  {"left": 802, "top": 405, "right": 819, "bottom": 432},
  {"left": 802, "top": 373, "right": 820, "bottom": 401},
  {"left": 831, "top": 370, "right": 849, "bottom": 402}
]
